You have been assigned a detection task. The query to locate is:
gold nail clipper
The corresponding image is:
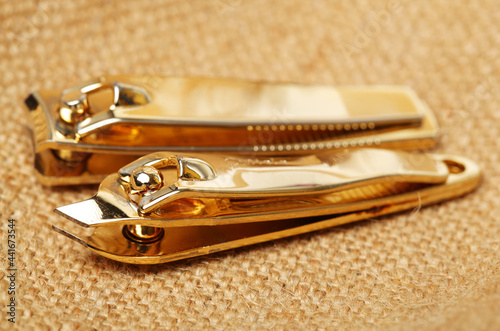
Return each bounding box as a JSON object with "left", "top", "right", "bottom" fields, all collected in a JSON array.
[
  {"left": 26, "top": 75, "right": 439, "bottom": 185},
  {"left": 53, "top": 149, "right": 480, "bottom": 264}
]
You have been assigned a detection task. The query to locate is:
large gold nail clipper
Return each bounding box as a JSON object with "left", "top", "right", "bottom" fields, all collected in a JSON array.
[
  {"left": 26, "top": 75, "right": 439, "bottom": 185},
  {"left": 53, "top": 149, "right": 480, "bottom": 264}
]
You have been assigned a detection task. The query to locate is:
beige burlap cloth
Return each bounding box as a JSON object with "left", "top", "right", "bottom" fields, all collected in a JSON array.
[{"left": 1, "top": 0, "right": 500, "bottom": 329}]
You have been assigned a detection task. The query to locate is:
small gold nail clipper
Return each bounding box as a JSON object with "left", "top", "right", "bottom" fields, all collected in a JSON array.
[
  {"left": 53, "top": 149, "right": 480, "bottom": 264},
  {"left": 26, "top": 75, "right": 439, "bottom": 185}
]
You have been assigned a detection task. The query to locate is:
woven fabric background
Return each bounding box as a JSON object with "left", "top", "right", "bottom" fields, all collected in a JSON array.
[{"left": 1, "top": 0, "right": 500, "bottom": 329}]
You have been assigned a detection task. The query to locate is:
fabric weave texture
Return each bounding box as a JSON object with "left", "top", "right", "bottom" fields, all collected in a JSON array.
[{"left": 0, "top": 0, "right": 499, "bottom": 329}]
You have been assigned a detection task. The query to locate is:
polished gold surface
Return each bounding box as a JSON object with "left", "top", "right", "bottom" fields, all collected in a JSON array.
[
  {"left": 130, "top": 166, "right": 163, "bottom": 193},
  {"left": 53, "top": 149, "right": 480, "bottom": 264},
  {"left": 125, "top": 225, "right": 164, "bottom": 243},
  {"left": 25, "top": 76, "right": 440, "bottom": 185}
]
